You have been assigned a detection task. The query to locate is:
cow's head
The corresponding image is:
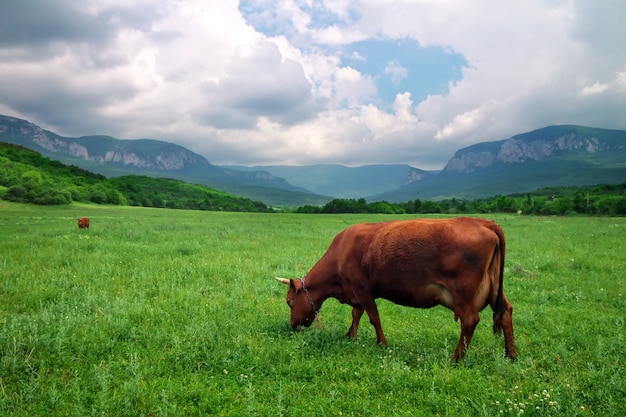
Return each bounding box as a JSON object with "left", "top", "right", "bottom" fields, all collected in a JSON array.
[{"left": 275, "top": 277, "right": 317, "bottom": 329}]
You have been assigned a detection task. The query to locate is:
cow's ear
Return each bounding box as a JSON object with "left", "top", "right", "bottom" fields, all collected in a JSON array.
[{"left": 290, "top": 279, "right": 303, "bottom": 294}]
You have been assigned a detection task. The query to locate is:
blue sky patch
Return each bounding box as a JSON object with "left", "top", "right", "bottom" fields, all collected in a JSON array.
[{"left": 344, "top": 39, "right": 467, "bottom": 107}]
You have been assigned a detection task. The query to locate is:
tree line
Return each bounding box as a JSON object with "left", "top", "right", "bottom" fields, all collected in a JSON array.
[{"left": 296, "top": 183, "right": 626, "bottom": 216}]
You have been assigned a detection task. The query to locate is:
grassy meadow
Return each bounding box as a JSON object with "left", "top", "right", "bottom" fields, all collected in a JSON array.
[{"left": 0, "top": 202, "right": 624, "bottom": 416}]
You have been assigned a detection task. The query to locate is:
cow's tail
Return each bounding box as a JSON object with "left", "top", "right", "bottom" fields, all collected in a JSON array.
[{"left": 491, "top": 223, "right": 506, "bottom": 335}]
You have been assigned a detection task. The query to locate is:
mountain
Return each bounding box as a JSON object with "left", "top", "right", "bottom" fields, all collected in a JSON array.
[
  {"left": 370, "top": 125, "right": 626, "bottom": 202},
  {"left": 0, "top": 115, "right": 331, "bottom": 206},
  {"left": 226, "top": 164, "right": 435, "bottom": 199}
]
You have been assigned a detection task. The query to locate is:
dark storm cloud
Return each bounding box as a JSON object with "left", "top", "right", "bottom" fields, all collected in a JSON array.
[
  {"left": 0, "top": 1, "right": 105, "bottom": 45},
  {"left": 0, "top": 1, "right": 161, "bottom": 47}
]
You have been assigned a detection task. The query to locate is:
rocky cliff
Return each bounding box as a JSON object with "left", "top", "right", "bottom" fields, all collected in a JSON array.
[
  {"left": 0, "top": 115, "right": 210, "bottom": 171},
  {"left": 443, "top": 125, "right": 625, "bottom": 174},
  {"left": 402, "top": 167, "right": 433, "bottom": 186},
  {"left": 86, "top": 141, "right": 207, "bottom": 171}
]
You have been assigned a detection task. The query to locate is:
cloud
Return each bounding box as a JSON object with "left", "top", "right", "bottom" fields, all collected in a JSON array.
[
  {"left": 384, "top": 61, "right": 408, "bottom": 85},
  {"left": 0, "top": 0, "right": 624, "bottom": 170},
  {"left": 580, "top": 82, "right": 609, "bottom": 96},
  {"left": 197, "top": 40, "right": 323, "bottom": 128}
]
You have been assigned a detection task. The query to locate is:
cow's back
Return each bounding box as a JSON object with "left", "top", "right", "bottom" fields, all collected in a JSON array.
[{"left": 360, "top": 217, "right": 501, "bottom": 307}]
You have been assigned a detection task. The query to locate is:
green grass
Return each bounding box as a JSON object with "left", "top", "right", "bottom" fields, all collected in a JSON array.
[{"left": 0, "top": 202, "right": 624, "bottom": 416}]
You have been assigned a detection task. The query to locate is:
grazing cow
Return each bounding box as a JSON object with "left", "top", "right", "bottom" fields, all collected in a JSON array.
[
  {"left": 77, "top": 217, "right": 90, "bottom": 229},
  {"left": 276, "top": 217, "right": 517, "bottom": 361}
]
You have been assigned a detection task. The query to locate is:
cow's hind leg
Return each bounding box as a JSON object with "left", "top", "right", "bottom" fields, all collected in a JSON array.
[
  {"left": 347, "top": 306, "right": 364, "bottom": 340},
  {"left": 452, "top": 309, "right": 480, "bottom": 362},
  {"left": 494, "top": 294, "right": 518, "bottom": 360}
]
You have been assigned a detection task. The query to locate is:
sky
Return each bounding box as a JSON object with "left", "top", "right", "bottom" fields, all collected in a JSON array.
[{"left": 0, "top": 1, "right": 625, "bottom": 170}]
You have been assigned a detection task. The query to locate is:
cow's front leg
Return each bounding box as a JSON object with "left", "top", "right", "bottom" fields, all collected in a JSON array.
[{"left": 347, "top": 306, "right": 364, "bottom": 340}]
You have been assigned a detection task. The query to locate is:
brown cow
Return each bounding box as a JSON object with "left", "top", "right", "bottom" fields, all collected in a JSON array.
[
  {"left": 77, "top": 217, "right": 90, "bottom": 229},
  {"left": 276, "top": 217, "right": 517, "bottom": 361}
]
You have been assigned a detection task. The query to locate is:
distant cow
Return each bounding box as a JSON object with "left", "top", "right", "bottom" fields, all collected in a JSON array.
[
  {"left": 77, "top": 217, "right": 90, "bottom": 229},
  {"left": 276, "top": 217, "right": 518, "bottom": 361}
]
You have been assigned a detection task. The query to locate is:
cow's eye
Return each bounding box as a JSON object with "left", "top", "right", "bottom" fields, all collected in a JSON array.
[{"left": 286, "top": 298, "right": 293, "bottom": 308}]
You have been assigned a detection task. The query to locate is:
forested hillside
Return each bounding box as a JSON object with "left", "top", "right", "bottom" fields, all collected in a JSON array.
[{"left": 0, "top": 142, "right": 271, "bottom": 212}]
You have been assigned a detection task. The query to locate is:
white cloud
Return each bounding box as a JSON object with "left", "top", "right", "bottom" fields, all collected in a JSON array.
[
  {"left": 332, "top": 66, "right": 377, "bottom": 106},
  {"left": 580, "top": 82, "right": 609, "bottom": 96},
  {"left": 393, "top": 93, "right": 417, "bottom": 124},
  {"left": 384, "top": 61, "right": 408, "bottom": 85}
]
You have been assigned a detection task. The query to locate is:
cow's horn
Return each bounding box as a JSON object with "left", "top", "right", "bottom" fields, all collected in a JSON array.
[{"left": 275, "top": 277, "right": 290, "bottom": 285}]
